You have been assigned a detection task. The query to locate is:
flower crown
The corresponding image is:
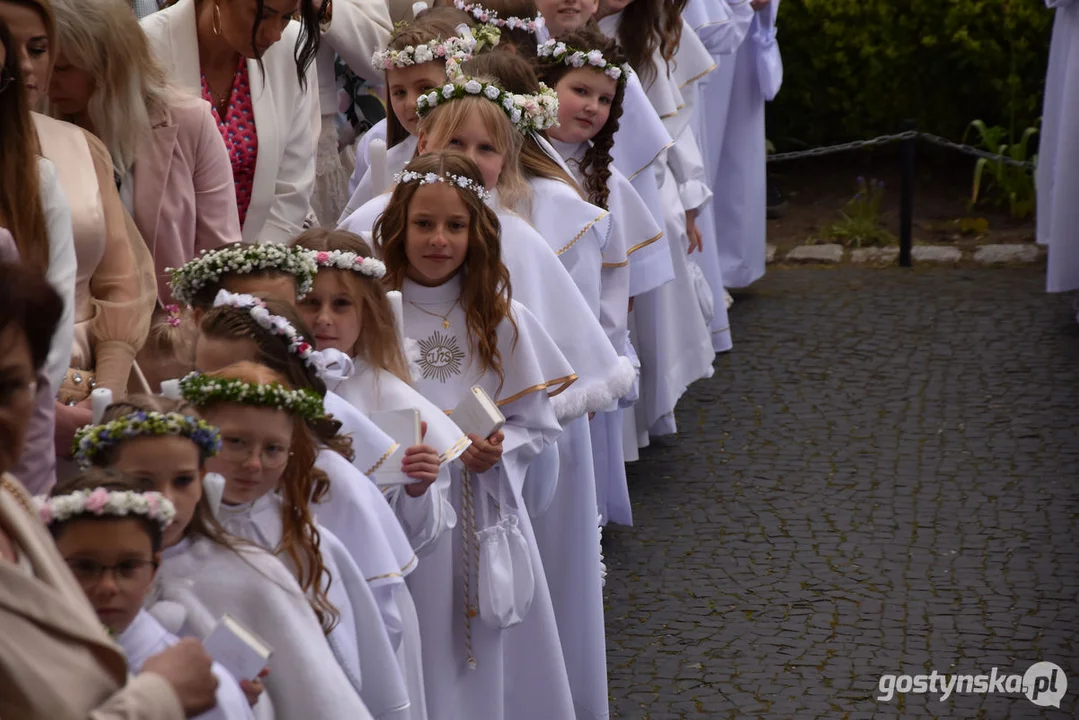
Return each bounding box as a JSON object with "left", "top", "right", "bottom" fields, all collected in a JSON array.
[
  {"left": 393, "top": 170, "right": 493, "bottom": 202},
  {"left": 212, "top": 290, "right": 326, "bottom": 378},
  {"left": 179, "top": 372, "right": 326, "bottom": 422},
  {"left": 415, "top": 77, "right": 560, "bottom": 133},
  {"left": 72, "top": 411, "right": 222, "bottom": 469},
  {"left": 453, "top": 0, "right": 544, "bottom": 34},
  {"left": 310, "top": 249, "right": 387, "bottom": 279},
  {"left": 36, "top": 488, "right": 177, "bottom": 530},
  {"left": 536, "top": 39, "right": 631, "bottom": 83},
  {"left": 372, "top": 32, "right": 476, "bottom": 72},
  {"left": 167, "top": 245, "right": 318, "bottom": 306}
]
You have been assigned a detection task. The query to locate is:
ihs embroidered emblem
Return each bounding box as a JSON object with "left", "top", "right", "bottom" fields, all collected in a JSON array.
[{"left": 418, "top": 331, "right": 465, "bottom": 382}]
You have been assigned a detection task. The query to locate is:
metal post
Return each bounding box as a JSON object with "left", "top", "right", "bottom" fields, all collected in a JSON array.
[{"left": 899, "top": 119, "right": 916, "bottom": 267}]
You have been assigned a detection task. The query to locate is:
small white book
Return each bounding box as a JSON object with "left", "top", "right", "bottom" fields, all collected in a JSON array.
[
  {"left": 370, "top": 408, "right": 422, "bottom": 486},
  {"left": 451, "top": 386, "right": 505, "bottom": 439},
  {"left": 202, "top": 614, "right": 272, "bottom": 681}
]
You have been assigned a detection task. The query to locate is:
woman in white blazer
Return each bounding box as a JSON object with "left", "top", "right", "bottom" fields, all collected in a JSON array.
[{"left": 141, "top": 0, "right": 323, "bottom": 245}]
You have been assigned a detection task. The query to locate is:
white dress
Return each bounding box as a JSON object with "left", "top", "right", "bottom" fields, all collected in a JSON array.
[
  {"left": 599, "top": 14, "right": 718, "bottom": 445},
  {"left": 39, "top": 157, "right": 76, "bottom": 395},
  {"left": 399, "top": 274, "right": 576, "bottom": 720},
  {"left": 1038, "top": 0, "right": 1079, "bottom": 292},
  {"left": 547, "top": 138, "right": 655, "bottom": 526},
  {"left": 118, "top": 610, "right": 254, "bottom": 720},
  {"left": 219, "top": 495, "right": 411, "bottom": 720},
  {"left": 153, "top": 535, "right": 374, "bottom": 719},
  {"left": 312, "top": 448, "right": 430, "bottom": 720},
  {"left": 703, "top": 0, "right": 782, "bottom": 288}
]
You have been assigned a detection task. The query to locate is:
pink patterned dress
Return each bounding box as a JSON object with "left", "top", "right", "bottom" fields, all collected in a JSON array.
[{"left": 202, "top": 61, "right": 258, "bottom": 228}]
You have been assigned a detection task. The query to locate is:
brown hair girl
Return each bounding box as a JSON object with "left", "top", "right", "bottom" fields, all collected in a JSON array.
[
  {"left": 195, "top": 361, "right": 339, "bottom": 633},
  {"left": 384, "top": 6, "right": 473, "bottom": 148},
  {"left": 461, "top": 49, "right": 586, "bottom": 208},
  {"left": 197, "top": 294, "right": 356, "bottom": 461},
  {"left": 661, "top": 0, "right": 689, "bottom": 66},
  {"left": 611, "top": 0, "right": 663, "bottom": 87},
  {"left": 533, "top": 25, "right": 628, "bottom": 209},
  {"left": 290, "top": 228, "right": 412, "bottom": 383},
  {"left": 376, "top": 151, "right": 517, "bottom": 388}
]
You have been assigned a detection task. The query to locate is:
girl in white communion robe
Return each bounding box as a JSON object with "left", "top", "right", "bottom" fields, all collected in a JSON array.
[
  {"left": 375, "top": 150, "right": 578, "bottom": 719},
  {"left": 79, "top": 396, "right": 373, "bottom": 720},
  {"left": 192, "top": 289, "right": 430, "bottom": 720}
]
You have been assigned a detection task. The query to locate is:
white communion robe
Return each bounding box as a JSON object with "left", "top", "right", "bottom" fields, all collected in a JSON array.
[
  {"left": 153, "top": 535, "right": 374, "bottom": 720},
  {"left": 548, "top": 137, "right": 657, "bottom": 526},
  {"left": 535, "top": 22, "right": 674, "bottom": 298},
  {"left": 219, "top": 495, "right": 411, "bottom": 720},
  {"left": 1038, "top": 0, "right": 1079, "bottom": 292},
  {"left": 705, "top": 0, "right": 782, "bottom": 289},
  {"left": 600, "top": 13, "right": 717, "bottom": 445},
  {"left": 312, "top": 446, "right": 430, "bottom": 720},
  {"left": 518, "top": 176, "right": 620, "bottom": 717},
  {"left": 399, "top": 274, "right": 576, "bottom": 719},
  {"left": 119, "top": 609, "right": 254, "bottom": 720}
]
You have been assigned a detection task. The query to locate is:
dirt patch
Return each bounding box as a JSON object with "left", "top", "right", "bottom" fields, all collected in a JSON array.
[{"left": 765, "top": 147, "right": 1036, "bottom": 258}]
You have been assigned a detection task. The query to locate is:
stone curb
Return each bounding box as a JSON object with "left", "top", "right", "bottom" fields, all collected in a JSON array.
[{"left": 768, "top": 243, "right": 1045, "bottom": 265}]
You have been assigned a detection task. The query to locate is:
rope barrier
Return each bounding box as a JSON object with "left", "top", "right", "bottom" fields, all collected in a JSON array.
[{"left": 767, "top": 131, "right": 1037, "bottom": 171}]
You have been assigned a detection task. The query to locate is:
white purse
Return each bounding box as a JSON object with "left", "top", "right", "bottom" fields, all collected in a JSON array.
[{"left": 462, "top": 467, "right": 535, "bottom": 631}]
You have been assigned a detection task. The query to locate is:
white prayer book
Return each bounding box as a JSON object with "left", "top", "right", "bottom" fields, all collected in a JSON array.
[
  {"left": 202, "top": 614, "right": 272, "bottom": 681},
  {"left": 370, "top": 408, "right": 422, "bottom": 486},
  {"left": 451, "top": 386, "right": 505, "bottom": 439}
]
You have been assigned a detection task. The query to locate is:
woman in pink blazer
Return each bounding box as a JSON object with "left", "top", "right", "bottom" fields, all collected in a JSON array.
[{"left": 47, "top": 0, "right": 241, "bottom": 306}]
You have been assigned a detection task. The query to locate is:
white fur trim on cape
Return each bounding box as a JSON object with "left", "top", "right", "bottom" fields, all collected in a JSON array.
[{"left": 550, "top": 355, "right": 636, "bottom": 421}]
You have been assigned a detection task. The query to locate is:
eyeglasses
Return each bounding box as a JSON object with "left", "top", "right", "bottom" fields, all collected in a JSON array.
[
  {"left": 65, "top": 558, "right": 157, "bottom": 586},
  {"left": 218, "top": 435, "right": 291, "bottom": 469}
]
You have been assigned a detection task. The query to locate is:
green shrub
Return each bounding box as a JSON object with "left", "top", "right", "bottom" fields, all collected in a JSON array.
[{"left": 766, "top": 0, "right": 1053, "bottom": 148}]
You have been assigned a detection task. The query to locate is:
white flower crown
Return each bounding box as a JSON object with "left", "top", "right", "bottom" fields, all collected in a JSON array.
[
  {"left": 213, "top": 290, "right": 326, "bottom": 378},
  {"left": 453, "top": 0, "right": 544, "bottom": 34},
  {"left": 372, "top": 32, "right": 476, "bottom": 71},
  {"left": 416, "top": 76, "right": 560, "bottom": 133},
  {"left": 72, "top": 411, "right": 222, "bottom": 470},
  {"left": 310, "top": 249, "right": 387, "bottom": 278},
  {"left": 536, "top": 39, "right": 631, "bottom": 83},
  {"left": 168, "top": 245, "right": 318, "bottom": 307},
  {"left": 179, "top": 372, "right": 326, "bottom": 422},
  {"left": 393, "top": 170, "right": 493, "bottom": 202},
  {"left": 36, "top": 488, "right": 177, "bottom": 530}
]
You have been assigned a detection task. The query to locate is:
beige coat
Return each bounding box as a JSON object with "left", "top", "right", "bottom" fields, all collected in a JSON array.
[{"left": 0, "top": 474, "right": 185, "bottom": 720}]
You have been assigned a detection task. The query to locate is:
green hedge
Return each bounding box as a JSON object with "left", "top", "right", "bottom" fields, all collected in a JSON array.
[{"left": 766, "top": 0, "right": 1054, "bottom": 149}]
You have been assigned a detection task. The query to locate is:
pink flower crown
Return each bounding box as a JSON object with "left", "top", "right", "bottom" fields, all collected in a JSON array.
[
  {"left": 310, "top": 249, "right": 387, "bottom": 279},
  {"left": 35, "top": 488, "right": 176, "bottom": 530},
  {"left": 454, "top": 0, "right": 544, "bottom": 34}
]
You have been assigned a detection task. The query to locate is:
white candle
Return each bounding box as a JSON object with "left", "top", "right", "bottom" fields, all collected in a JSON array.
[
  {"left": 369, "top": 138, "right": 389, "bottom": 196},
  {"left": 386, "top": 290, "right": 405, "bottom": 344},
  {"left": 91, "top": 388, "right": 113, "bottom": 425},
  {"left": 160, "top": 379, "right": 182, "bottom": 400}
]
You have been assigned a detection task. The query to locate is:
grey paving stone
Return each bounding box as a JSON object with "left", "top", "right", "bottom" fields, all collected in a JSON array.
[
  {"left": 911, "top": 245, "right": 962, "bottom": 263},
  {"left": 973, "top": 243, "right": 1044, "bottom": 264},
  {"left": 786, "top": 244, "right": 844, "bottom": 263},
  {"left": 606, "top": 266, "right": 1079, "bottom": 719}
]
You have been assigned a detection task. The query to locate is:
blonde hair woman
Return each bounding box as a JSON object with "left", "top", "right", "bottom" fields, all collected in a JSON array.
[
  {"left": 0, "top": 0, "right": 156, "bottom": 460},
  {"left": 48, "top": 0, "right": 241, "bottom": 305}
]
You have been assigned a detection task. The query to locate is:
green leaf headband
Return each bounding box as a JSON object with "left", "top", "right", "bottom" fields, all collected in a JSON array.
[
  {"left": 415, "top": 76, "right": 560, "bottom": 134},
  {"left": 179, "top": 372, "right": 326, "bottom": 422},
  {"left": 167, "top": 244, "right": 318, "bottom": 306},
  {"left": 72, "top": 411, "right": 223, "bottom": 469},
  {"left": 536, "top": 39, "right": 631, "bottom": 84}
]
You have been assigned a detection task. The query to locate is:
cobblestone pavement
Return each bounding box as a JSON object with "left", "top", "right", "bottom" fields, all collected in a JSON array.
[{"left": 604, "top": 266, "right": 1079, "bottom": 719}]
